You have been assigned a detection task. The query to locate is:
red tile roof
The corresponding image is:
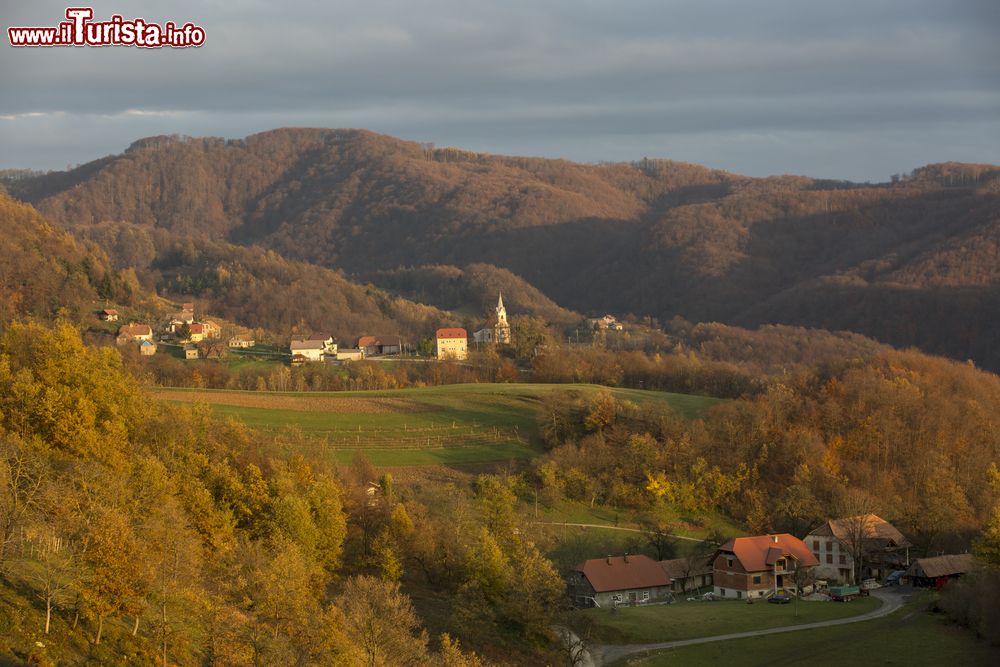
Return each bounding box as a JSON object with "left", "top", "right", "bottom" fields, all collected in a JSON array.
[
  {"left": 718, "top": 534, "right": 819, "bottom": 572},
  {"left": 436, "top": 328, "right": 467, "bottom": 339},
  {"left": 574, "top": 555, "right": 671, "bottom": 593}
]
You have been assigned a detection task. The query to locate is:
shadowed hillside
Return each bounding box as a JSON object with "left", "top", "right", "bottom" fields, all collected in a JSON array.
[{"left": 8, "top": 130, "right": 1000, "bottom": 368}]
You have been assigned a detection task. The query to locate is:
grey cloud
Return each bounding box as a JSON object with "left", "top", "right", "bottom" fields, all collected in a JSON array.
[{"left": 1, "top": 0, "right": 998, "bottom": 180}]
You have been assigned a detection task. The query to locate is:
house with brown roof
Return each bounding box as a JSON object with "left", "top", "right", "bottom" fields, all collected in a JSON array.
[
  {"left": 659, "top": 557, "right": 714, "bottom": 594},
  {"left": 569, "top": 554, "right": 673, "bottom": 608},
  {"left": 435, "top": 328, "right": 468, "bottom": 360},
  {"left": 357, "top": 335, "right": 402, "bottom": 356},
  {"left": 906, "top": 554, "right": 975, "bottom": 589},
  {"left": 713, "top": 534, "right": 819, "bottom": 600},
  {"left": 99, "top": 308, "right": 119, "bottom": 322},
  {"left": 806, "top": 514, "right": 912, "bottom": 584},
  {"left": 116, "top": 323, "right": 153, "bottom": 345}
]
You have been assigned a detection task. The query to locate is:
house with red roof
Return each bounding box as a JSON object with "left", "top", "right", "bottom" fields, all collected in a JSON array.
[
  {"left": 569, "top": 554, "right": 673, "bottom": 608},
  {"left": 712, "top": 534, "right": 819, "bottom": 600},
  {"left": 435, "top": 328, "right": 468, "bottom": 360}
]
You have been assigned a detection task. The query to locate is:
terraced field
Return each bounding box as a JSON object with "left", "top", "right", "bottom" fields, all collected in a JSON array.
[{"left": 154, "top": 383, "right": 722, "bottom": 466}]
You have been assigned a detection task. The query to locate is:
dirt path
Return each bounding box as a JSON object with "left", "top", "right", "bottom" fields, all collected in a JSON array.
[{"left": 591, "top": 589, "right": 905, "bottom": 666}]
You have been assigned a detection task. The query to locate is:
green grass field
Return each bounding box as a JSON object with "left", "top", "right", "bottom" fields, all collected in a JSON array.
[
  {"left": 622, "top": 594, "right": 1000, "bottom": 666},
  {"left": 576, "top": 595, "right": 882, "bottom": 645},
  {"left": 155, "top": 383, "right": 722, "bottom": 466}
]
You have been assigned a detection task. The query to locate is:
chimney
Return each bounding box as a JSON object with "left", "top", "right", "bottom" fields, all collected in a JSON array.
[{"left": 771, "top": 535, "right": 779, "bottom": 543}]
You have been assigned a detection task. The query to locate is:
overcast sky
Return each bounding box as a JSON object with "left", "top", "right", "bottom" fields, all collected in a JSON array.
[{"left": 1, "top": 0, "right": 998, "bottom": 181}]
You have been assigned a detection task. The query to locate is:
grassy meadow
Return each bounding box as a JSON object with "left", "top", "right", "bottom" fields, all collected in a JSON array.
[
  {"left": 577, "top": 595, "right": 882, "bottom": 645},
  {"left": 154, "top": 383, "right": 722, "bottom": 466},
  {"left": 620, "top": 593, "right": 1000, "bottom": 667}
]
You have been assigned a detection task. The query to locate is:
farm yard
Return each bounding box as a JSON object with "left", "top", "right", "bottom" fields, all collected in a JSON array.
[{"left": 153, "top": 383, "right": 722, "bottom": 466}]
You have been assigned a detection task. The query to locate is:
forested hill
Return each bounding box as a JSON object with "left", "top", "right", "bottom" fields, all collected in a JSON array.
[
  {"left": 0, "top": 193, "right": 133, "bottom": 326},
  {"left": 8, "top": 129, "right": 1000, "bottom": 369}
]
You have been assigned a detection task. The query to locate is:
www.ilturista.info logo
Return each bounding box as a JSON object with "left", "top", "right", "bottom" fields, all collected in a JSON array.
[{"left": 8, "top": 7, "right": 205, "bottom": 48}]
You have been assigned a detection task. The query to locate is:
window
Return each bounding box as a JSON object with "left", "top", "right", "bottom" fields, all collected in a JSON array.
[
  {"left": 826, "top": 542, "right": 833, "bottom": 551},
  {"left": 776, "top": 559, "right": 785, "bottom": 569},
  {"left": 727, "top": 557, "right": 734, "bottom": 568},
  {"left": 752, "top": 575, "right": 762, "bottom": 585},
  {"left": 719, "top": 588, "right": 726, "bottom": 597},
  {"left": 737, "top": 591, "right": 742, "bottom": 599},
  {"left": 839, "top": 555, "right": 847, "bottom": 564},
  {"left": 813, "top": 540, "right": 820, "bottom": 551},
  {"left": 826, "top": 554, "right": 833, "bottom": 564},
  {"left": 642, "top": 591, "right": 650, "bottom": 601},
  {"left": 613, "top": 594, "right": 622, "bottom": 602}
]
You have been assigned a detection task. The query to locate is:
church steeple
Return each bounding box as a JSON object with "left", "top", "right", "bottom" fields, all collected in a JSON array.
[{"left": 494, "top": 291, "right": 510, "bottom": 344}]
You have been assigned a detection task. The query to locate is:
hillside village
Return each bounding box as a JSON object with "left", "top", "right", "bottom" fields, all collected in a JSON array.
[{"left": 109, "top": 291, "right": 607, "bottom": 365}]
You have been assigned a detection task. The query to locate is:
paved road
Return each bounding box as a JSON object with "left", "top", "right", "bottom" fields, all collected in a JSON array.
[
  {"left": 590, "top": 588, "right": 905, "bottom": 666},
  {"left": 533, "top": 521, "right": 703, "bottom": 542}
]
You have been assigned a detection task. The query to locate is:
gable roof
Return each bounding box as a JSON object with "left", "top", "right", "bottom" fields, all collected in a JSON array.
[
  {"left": 101, "top": 308, "right": 118, "bottom": 315},
  {"left": 717, "top": 534, "right": 820, "bottom": 572},
  {"left": 808, "top": 514, "right": 913, "bottom": 549},
  {"left": 436, "top": 327, "right": 467, "bottom": 339},
  {"left": 291, "top": 339, "right": 326, "bottom": 350},
  {"left": 139, "top": 340, "right": 154, "bottom": 348},
  {"left": 574, "top": 555, "right": 671, "bottom": 593},
  {"left": 906, "top": 554, "right": 975, "bottom": 579}
]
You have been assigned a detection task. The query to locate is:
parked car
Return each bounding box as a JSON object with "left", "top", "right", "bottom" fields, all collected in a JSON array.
[
  {"left": 885, "top": 570, "right": 906, "bottom": 586},
  {"left": 768, "top": 594, "right": 792, "bottom": 604}
]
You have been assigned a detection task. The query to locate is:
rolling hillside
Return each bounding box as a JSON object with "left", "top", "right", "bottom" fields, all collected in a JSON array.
[{"left": 8, "top": 130, "right": 1000, "bottom": 368}]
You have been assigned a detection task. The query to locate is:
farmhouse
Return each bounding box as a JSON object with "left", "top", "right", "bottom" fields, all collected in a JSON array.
[
  {"left": 116, "top": 323, "right": 153, "bottom": 344},
  {"left": 188, "top": 323, "right": 207, "bottom": 342},
  {"left": 659, "top": 557, "right": 714, "bottom": 594},
  {"left": 290, "top": 339, "right": 327, "bottom": 362},
  {"left": 806, "top": 514, "right": 912, "bottom": 584},
  {"left": 569, "top": 554, "right": 672, "bottom": 608},
  {"left": 201, "top": 320, "right": 221, "bottom": 339},
  {"left": 906, "top": 554, "right": 975, "bottom": 589},
  {"left": 99, "top": 308, "right": 119, "bottom": 321},
  {"left": 357, "top": 335, "right": 402, "bottom": 356},
  {"left": 713, "top": 534, "right": 819, "bottom": 599},
  {"left": 436, "top": 328, "right": 468, "bottom": 360},
  {"left": 139, "top": 340, "right": 156, "bottom": 356},
  {"left": 183, "top": 343, "right": 199, "bottom": 360},
  {"left": 229, "top": 334, "right": 255, "bottom": 348}
]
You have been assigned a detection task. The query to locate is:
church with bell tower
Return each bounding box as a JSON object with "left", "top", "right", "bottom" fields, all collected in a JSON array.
[{"left": 473, "top": 292, "right": 511, "bottom": 345}]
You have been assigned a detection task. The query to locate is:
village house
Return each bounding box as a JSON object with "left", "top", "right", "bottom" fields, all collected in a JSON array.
[
  {"left": 589, "top": 314, "right": 623, "bottom": 331},
  {"left": 290, "top": 339, "right": 327, "bottom": 362},
  {"left": 336, "top": 348, "right": 364, "bottom": 362},
  {"left": 99, "top": 308, "right": 119, "bottom": 322},
  {"left": 183, "top": 343, "right": 199, "bottom": 360},
  {"left": 659, "top": 557, "right": 714, "bottom": 594},
  {"left": 188, "top": 323, "right": 207, "bottom": 342},
  {"left": 806, "top": 514, "right": 912, "bottom": 584},
  {"left": 139, "top": 340, "right": 156, "bottom": 356},
  {"left": 168, "top": 306, "right": 196, "bottom": 333},
  {"left": 713, "top": 534, "right": 819, "bottom": 600},
  {"left": 473, "top": 293, "right": 512, "bottom": 345},
  {"left": 228, "top": 333, "right": 255, "bottom": 348},
  {"left": 356, "top": 335, "right": 402, "bottom": 356},
  {"left": 569, "top": 554, "right": 673, "bottom": 608},
  {"left": 436, "top": 328, "right": 469, "bottom": 360},
  {"left": 201, "top": 320, "right": 221, "bottom": 339},
  {"left": 116, "top": 323, "right": 153, "bottom": 345},
  {"left": 906, "top": 554, "right": 975, "bottom": 589}
]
